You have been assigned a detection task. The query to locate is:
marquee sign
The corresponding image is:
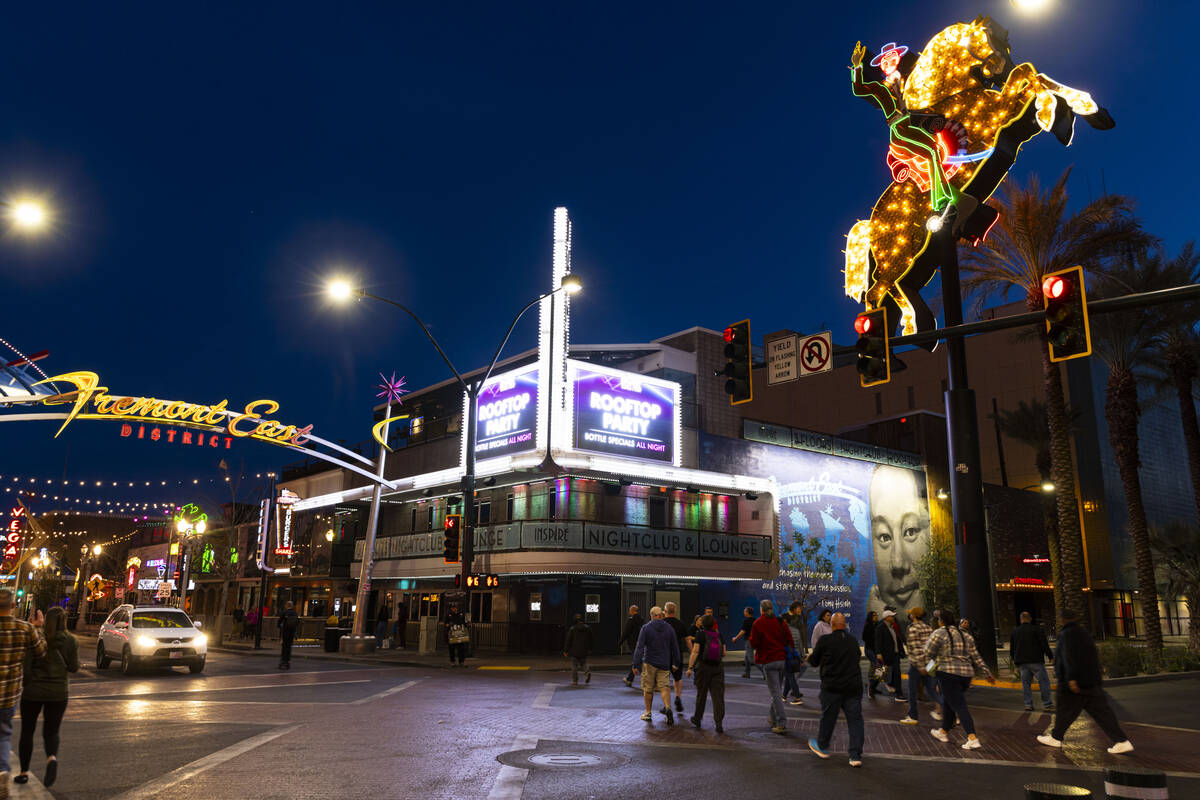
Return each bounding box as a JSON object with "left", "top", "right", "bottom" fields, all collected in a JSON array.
[
  {"left": 33, "top": 371, "right": 312, "bottom": 447},
  {"left": 4, "top": 505, "right": 24, "bottom": 562},
  {"left": 568, "top": 362, "right": 680, "bottom": 466}
]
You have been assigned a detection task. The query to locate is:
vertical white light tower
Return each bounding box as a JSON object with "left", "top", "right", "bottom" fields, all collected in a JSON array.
[{"left": 539, "top": 207, "right": 572, "bottom": 459}]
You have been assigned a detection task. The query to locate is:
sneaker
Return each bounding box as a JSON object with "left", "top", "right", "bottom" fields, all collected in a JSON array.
[
  {"left": 675, "top": 697, "right": 684, "bottom": 713},
  {"left": 624, "top": 678, "right": 633, "bottom": 687},
  {"left": 808, "top": 738, "right": 830, "bottom": 758},
  {"left": 665, "top": 709, "right": 675, "bottom": 726},
  {"left": 772, "top": 725, "right": 788, "bottom": 735},
  {"left": 849, "top": 759, "right": 863, "bottom": 768},
  {"left": 44, "top": 759, "right": 57, "bottom": 788},
  {"left": 585, "top": 671, "right": 591, "bottom": 684},
  {"left": 789, "top": 697, "right": 804, "bottom": 705},
  {"left": 1107, "top": 740, "right": 1134, "bottom": 755},
  {"left": 894, "top": 696, "right": 907, "bottom": 703},
  {"left": 899, "top": 716, "right": 918, "bottom": 725},
  {"left": 930, "top": 728, "right": 949, "bottom": 743},
  {"left": 1036, "top": 734, "right": 1062, "bottom": 748},
  {"left": 930, "top": 709, "right": 942, "bottom": 722},
  {"left": 690, "top": 716, "right": 701, "bottom": 729},
  {"left": 962, "top": 737, "right": 982, "bottom": 750},
  {"left": 1044, "top": 704, "right": 1054, "bottom": 710},
  {"left": 1024, "top": 706, "right": 1034, "bottom": 712},
  {"left": 640, "top": 711, "right": 652, "bottom": 722}
]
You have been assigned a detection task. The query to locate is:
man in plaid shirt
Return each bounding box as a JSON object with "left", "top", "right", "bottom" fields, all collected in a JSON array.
[
  {"left": 0, "top": 589, "right": 46, "bottom": 798},
  {"left": 898, "top": 607, "right": 941, "bottom": 725}
]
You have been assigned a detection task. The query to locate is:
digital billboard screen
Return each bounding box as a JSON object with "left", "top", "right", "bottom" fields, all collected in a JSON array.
[
  {"left": 571, "top": 365, "right": 678, "bottom": 464},
  {"left": 474, "top": 365, "right": 539, "bottom": 459}
]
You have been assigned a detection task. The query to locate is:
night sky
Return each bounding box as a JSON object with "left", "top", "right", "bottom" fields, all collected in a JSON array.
[{"left": 2, "top": 1, "right": 1194, "bottom": 512}]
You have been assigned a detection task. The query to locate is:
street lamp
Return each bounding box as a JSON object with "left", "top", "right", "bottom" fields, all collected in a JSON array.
[
  {"left": 6, "top": 199, "right": 49, "bottom": 232},
  {"left": 173, "top": 504, "right": 208, "bottom": 611},
  {"left": 325, "top": 272, "right": 583, "bottom": 649}
]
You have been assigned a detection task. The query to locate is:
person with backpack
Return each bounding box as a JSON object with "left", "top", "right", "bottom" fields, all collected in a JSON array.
[
  {"left": 277, "top": 601, "right": 299, "bottom": 670},
  {"left": 922, "top": 612, "right": 995, "bottom": 749},
  {"left": 563, "top": 614, "right": 593, "bottom": 685},
  {"left": 14, "top": 607, "right": 76, "bottom": 789},
  {"left": 686, "top": 613, "right": 726, "bottom": 733}
]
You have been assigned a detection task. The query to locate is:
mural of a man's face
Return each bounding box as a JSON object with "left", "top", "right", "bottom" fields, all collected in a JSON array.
[{"left": 868, "top": 466, "right": 931, "bottom": 612}]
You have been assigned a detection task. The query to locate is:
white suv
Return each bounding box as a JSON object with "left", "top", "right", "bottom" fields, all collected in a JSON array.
[{"left": 96, "top": 605, "right": 207, "bottom": 675}]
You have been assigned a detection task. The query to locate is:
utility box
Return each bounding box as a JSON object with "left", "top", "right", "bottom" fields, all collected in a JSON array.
[{"left": 419, "top": 616, "right": 439, "bottom": 655}]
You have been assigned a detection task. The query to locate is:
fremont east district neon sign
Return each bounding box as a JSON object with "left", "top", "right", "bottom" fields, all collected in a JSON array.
[{"left": 34, "top": 371, "right": 312, "bottom": 447}]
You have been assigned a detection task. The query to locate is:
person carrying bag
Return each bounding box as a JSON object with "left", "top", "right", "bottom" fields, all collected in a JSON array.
[{"left": 17, "top": 607, "right": 78, "bottom": 788}]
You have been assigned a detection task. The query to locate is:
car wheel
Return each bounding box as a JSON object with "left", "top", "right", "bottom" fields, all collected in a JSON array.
[
  {"left": 188, "top": 658, "right": 205, "bottom": 674},
  {"left": 120, "top": 647, "right": 138, "bottom": 676},
  {"left": 96, "top": 642, "right": 111, "bottom": 669}
]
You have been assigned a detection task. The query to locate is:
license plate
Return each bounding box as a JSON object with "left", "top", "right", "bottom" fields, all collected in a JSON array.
[{"left": 170, "top": 650, "right": 183, "bottom": 659}]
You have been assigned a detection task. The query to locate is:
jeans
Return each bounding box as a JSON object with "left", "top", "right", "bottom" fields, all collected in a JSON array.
[
  {"left": 570, "top": 656, "right": 590, "bottom": 683},
  {"left": 742, "top": 643, "right": 755, "bottom": 675},
  {"left": 864, "top": 648, "right": 879, "bottom": 694},
  {"left": 693, "top": 663, "right": 725, "bottom": 726},
  {"left": 907, "top": 665, "right": 942, "bottom": 720},
  {"left": 782, "top": 666, "right": 801, "bottom": 699},
  {"left": 936, "top": 673, "right": 976, "bottom": 735},
  {"left": 762, "top": 660, "right": 788, "bottom": 728},
  {"left": 1051, "top": 685, "right": 1128, "bottom": 743},
  {"left": 817, "top": 690, "right": 864, "bottom": 760},
  {"left": 449, "top": 642, "right": 468, "bottom": 664},
  {"left": 884, "top": 660, "right": 903, "bottom": 696},
  {"left": 1019, "top": 663, "right": 1053, "bottom": 708},
  {"left": 0, "top": 701, "right": 15, "bottom": 771},
  {"left": 19, "top": 699, "right": 68, "bottom": 771}
]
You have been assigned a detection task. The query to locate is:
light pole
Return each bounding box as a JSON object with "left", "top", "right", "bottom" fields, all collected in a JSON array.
[
  {"left": 174, "top": 505, "right": 207, "bottom": 613},
  {"left": 326, "top": 273, "right": 582, "bottom": 650},
  {"left": 76, "top": 543, "right": 102, "bottom": 625}
]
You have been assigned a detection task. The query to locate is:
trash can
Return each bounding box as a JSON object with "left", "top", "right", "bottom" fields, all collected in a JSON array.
[
  {"left": 1026, "top": 784, "right": 1091, "bottom": 799},
  {"left": 325, "top": 626, "right": 348, "bottom": 652},
  {"left": 1104, "top": 767, "right": 1168, "bottom": 799}
]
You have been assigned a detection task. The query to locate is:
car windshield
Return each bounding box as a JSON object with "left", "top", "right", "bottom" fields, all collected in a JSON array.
[{"left": 131, "top": 610, "right": 193, "bottom": 629}]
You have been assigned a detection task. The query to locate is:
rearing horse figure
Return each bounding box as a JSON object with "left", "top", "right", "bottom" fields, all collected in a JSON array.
[{"left": 844, "top": 16, "right": 1114, "bottom": 339}]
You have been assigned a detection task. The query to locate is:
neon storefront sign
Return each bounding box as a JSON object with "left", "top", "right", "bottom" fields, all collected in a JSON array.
[{"left": 570, "top": 363, "right": 679, "bottom": 465}]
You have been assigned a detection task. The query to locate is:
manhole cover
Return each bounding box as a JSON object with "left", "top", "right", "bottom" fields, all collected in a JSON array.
[{"left": 528, "top": 754, "right": 603, "bottom": 767}]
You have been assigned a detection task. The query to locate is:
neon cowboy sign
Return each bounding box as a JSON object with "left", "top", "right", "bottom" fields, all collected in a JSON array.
[{"left": 33, "top": 371, "right": 313, "bottom": 448}]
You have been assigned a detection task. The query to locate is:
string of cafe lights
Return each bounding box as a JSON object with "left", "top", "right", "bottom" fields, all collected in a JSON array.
[{"left": 0, "top": 471, "right": 278, "bottom": 489}]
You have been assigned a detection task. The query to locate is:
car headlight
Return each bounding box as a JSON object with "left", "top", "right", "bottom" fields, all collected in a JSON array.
[
  {"left": 193, "top": 633, "right": 207, "bottom": 645},
  {"left": 136, "top": 635, "right": 156, "bottom": 649}
]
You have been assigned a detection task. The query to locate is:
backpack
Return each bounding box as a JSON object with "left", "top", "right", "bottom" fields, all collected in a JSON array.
[
  {"left": 702, "top": 630, "right": 722, "bottom": 664},
  {"left": 282, "top": 613, "right": 299, "bottom": 633}
]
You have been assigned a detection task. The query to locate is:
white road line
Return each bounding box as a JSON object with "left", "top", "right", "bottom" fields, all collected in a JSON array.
[
  {"left": 349, "top": 679, "right": 421, "bottom": 705},
  {"left": 488, "top": 734, "right": 538, "bottom": 800},
  {"left": 532, "top": 683, "right": 557, "bottom": 709},
  {"left": 71, "top": 679, "right": 371, "bottom": 699},
  {"left": 109, "top": 724, "right": 299, "bottom": 800},
  {"left": 7, "top": 751, "right": 54, "bottom": 799}
]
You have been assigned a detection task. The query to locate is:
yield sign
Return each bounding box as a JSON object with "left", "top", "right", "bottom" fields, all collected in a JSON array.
[{"left": 799, "top": 332, "right": 832, "bottom": 376}]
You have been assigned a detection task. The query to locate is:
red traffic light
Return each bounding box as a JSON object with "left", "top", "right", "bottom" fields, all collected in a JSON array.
[
  {"left": 854, "top": 314, "right": 873, "bottom": 335},
  {"left": 445, "top": 515, "right": 459, "bottom": 530},
  {"left": 1042, "top": 275, "right": 1067, "bottom": 300},
  {"left": 723, "top": 326, "right": 734, "bottom": 343}
]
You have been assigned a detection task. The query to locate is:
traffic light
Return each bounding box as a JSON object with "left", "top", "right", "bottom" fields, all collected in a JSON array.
[
  {"left": 855, "top": 308, "right": 891, "bottom": 387},
  {"left": 443, "top": 514, "right": 462, "bottom": 563},
  {"left": 1042, "top": 266, "right": 1091, "bottom": 362},
  {"left": 722, "top": 319, "right": 753, "bottom": 405}
]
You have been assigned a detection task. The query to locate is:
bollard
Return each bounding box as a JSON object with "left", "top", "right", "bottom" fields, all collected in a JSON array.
[
  {"left": 1026, "top": 784, "right": 1092, "bottom": 800},
  {"left": 1104, "top": 767, "right": 1168, "bottom": 800}
]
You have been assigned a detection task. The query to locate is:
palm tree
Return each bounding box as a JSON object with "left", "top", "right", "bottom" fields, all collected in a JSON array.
[
  {"left": 1091, "top": 256, "right": 1164, "bottom": 654},
  {"left": 1150, "top": 521, "right": 1200, "bottom": 656},
  {"left": 960, "top": 168, "right": 1152, "bottom": 623},
  {"left": 993, "top": 399, "right": 1076, "bottom": 615}
]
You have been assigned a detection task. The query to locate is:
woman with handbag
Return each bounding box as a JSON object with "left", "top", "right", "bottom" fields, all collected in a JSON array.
[
  {"left": 922, "top": 612, "right": 996, "bottom": 749},
  {"left": 15, "top": 607, "right": 78, "bottom": 788},
  {"left": 444, "top": 603, "right": 470, "bottom": 667}
]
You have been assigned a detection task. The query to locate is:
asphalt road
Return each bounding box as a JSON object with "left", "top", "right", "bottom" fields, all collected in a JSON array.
[{"left": 9, "top": 649, "right": 1197, "bottom": 800}]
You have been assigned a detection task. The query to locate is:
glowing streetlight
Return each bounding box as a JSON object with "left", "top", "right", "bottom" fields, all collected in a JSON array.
[
  {"left": 92, "top": 544, "right": 102, "bottom": 556},
  {"left": 9, "top": 200, "right": 48, "bottom": 231},
  {"left": 326, "top": 278, "right": 356, "bottom": 303},
  {"left": 1011, "top": 0, "right": 1051, "bottom": 12},
  {"left": 1041, "top": 481, "right": 1056, "bottom": 493},
  {"left": 561, "top": 273, "right": 583, "bottom": 294},
  {"left": 325, "top": 529, "right": 335, "bottom": 542}
]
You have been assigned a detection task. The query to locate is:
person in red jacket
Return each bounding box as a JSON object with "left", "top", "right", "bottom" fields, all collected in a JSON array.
[{"left": 749, "top": 598, "right": 795, "bottom": 735}]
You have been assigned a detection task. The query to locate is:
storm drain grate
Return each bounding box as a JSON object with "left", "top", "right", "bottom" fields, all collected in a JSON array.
[
  {"left": 496, "top": 748, "right": 628, "bottom": 770},
  {"left": 527, "top": 754, "right": 603, "bottom": 767}
]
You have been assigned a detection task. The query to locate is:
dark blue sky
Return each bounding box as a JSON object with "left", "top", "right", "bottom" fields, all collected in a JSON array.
[{"left": 2, "top": 1, "right": 1194, "bottom": 510}]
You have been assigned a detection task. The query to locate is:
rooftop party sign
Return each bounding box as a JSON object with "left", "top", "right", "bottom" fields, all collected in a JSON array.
[
  {"left": 473, "top": 364, "right": 540, "bottom": 459},
  {"left": 570, "top": 362, "right": 679, "bottom": 465}
]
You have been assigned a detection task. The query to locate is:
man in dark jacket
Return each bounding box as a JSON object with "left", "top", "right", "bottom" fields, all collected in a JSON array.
[
  {"left": 444, "top": 603, "right": 469, "bottom": 667},
  {"left": 1010, "top": 612, "right": 1055, "bottom": 711},
  {"left": 619, "top": 605, "right": 644, "bottom": 687},
  {"left": 1037, "top": 613, "right": 1133, "bottom": 754},
  {"left": 874, "top": 608, "right": 906, "bottom": 701},
  {"left": 807, "top": 613, "right": 864, "bottom": 767},
  {"left": 277, "top": 601, "right": 299, "bottom": 670},
  {"left": 563, "top": 614, "right": 593, "bottom": 685}
]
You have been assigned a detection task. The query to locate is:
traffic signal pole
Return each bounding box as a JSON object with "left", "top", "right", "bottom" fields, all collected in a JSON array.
[
  {"left": 460, "top": 387, "right": 479, "bottom": 618},
  {"left": 937, "top": 237, "right": 997, "bottom": 671}
]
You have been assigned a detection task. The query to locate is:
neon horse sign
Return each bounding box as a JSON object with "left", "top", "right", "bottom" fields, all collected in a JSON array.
[{"left": 843, "top": 17, "right": 1114, "bottom": 337}]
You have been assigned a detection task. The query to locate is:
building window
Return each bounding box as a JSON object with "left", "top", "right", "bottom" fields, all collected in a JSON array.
[
  {"left": 477, "top": 502, "right": 491, "bottom": 525},
  {"left": 547, "top": 490, "right": 557, "bottom": 520},
  {"left": 529, "top": 592, "right": 542, "bottom": 621},
  {"left": 751, "top": 509, "right": 760, "bottom": 520},
  {"left": 471, "top": 591, "right": 493, "bottom": 623},
  {"left": 506, "top": 494, "right": 514, "bottom": 520},
  {"left": 410, "top": 417, "right": 424, "bottom": 436},
  {"left": 410, "top": 508, "right": 417, "bottom": 532},
  {"left": 907, "top": 386, "right": 915, "bottom": 409},
  {"left": 874, "top": 392, "right": 882, "bottom": 415},
  {"left": 649, "top": 496, "right": 666, "bottom": 528},
  {"left": 426, "top": 506, "right": 434, "bottom": 530}
]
